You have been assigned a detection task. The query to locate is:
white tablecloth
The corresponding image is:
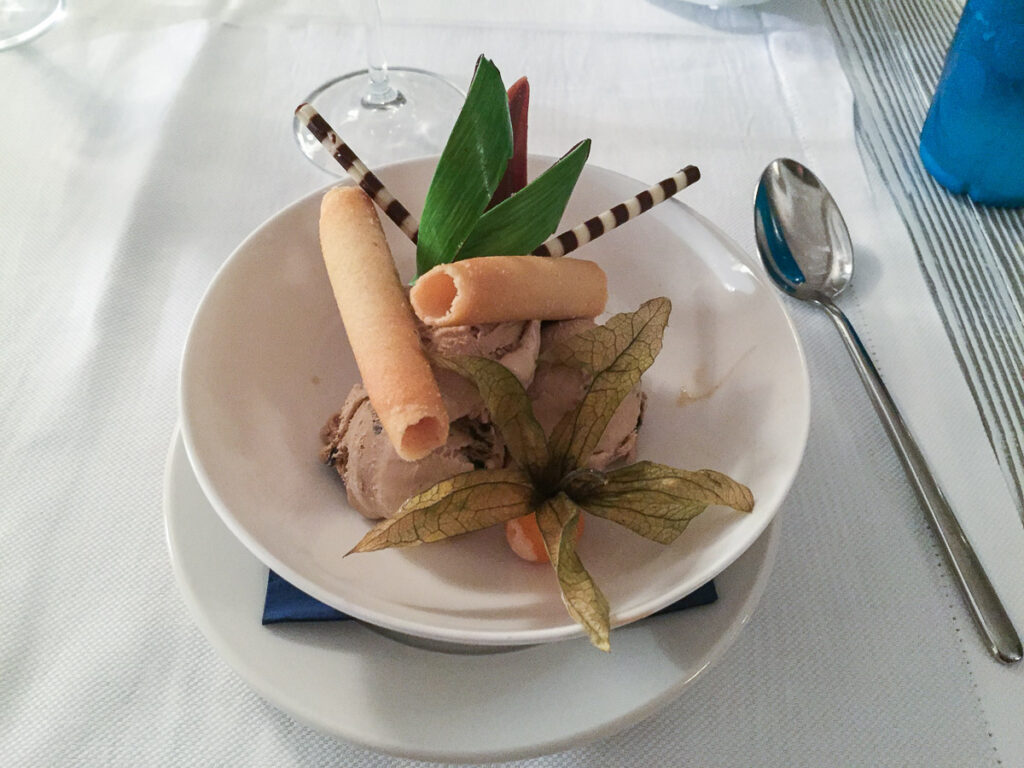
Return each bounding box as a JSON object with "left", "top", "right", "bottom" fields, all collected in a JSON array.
[{"left": 3, "top": 1, "right": 1022, "bottom": 765}]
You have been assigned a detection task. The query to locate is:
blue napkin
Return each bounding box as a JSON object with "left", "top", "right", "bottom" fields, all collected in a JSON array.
[{"left": 262, "top": 570, "right": 717, "bottom": 625}]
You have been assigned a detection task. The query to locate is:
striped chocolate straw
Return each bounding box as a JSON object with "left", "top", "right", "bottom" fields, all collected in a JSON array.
[
  {"left": 532, "top": 165, "right": 701, "bottom": 258},
  {"left": 294, "top": 102, "right": 420, "bottom": 243}
]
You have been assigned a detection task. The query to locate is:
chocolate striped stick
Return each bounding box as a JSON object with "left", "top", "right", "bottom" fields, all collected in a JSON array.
[
  {"left": 295, "top": 102, "right": 420, "bottom": 243},
  {"left": 532, "top": 165, "right": 700, "bottom": 258}
]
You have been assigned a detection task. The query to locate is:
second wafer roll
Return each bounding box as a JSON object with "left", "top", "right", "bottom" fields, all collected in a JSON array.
[{"left": 411, "top": 256, "right": 607, "bottom": 327}]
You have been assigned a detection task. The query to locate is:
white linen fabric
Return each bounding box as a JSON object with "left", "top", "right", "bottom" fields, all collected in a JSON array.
[{"left": 2, "top": 1, "right": 1021, "bottom": 766}]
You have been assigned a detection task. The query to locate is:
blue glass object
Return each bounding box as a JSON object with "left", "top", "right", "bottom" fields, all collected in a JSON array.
[{"left": 919, "top": 0, "right": 1024, "bottom": 206}]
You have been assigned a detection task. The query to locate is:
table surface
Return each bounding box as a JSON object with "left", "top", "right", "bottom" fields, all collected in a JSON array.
[{"left": 3, "top": 1, "right": 1023, "bottom": 766}]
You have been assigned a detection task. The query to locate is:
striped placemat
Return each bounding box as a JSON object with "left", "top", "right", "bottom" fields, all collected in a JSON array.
[{"left": 821, "top": 0, "right": 1024, "bottom": 519}]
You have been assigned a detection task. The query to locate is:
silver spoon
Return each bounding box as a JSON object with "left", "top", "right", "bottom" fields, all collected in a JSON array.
[{"left": 754, "top": 157, "right": 1022, "bottom": 665}]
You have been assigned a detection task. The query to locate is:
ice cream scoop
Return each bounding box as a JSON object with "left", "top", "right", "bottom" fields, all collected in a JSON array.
[
  {"left": 421, "top": 320, "right": 541, "bottom": 420},
  {"left": 322, "top": 320, "right": 540, "bottom": 519},
  {"left": 321, "top": 385, "right": 505, "bottom": 519}
]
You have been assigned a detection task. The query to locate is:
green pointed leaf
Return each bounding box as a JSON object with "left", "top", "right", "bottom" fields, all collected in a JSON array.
[
  {"left": 548, "top": 298, "right": 672, "bottom": 476},
  {"left": 432, "top": 354, "right": 549, "bottom": 479},
  {"left": 454, "top": 139, "right": 591, "bottom": 261},
  {"left": 535, "top": 493, "right": 610, "bottom": 651},
  {"left": 416, "top": 56, "right": 512, "bottom": 277},
  {"left": 349, "top": 468, "right": 533, "bottom": 553},
  {"left": 575, "top": 461, "right": 754, "bottom": 544}
]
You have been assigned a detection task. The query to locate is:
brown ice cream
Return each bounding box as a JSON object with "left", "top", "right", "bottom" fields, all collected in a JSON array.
[
  {"left": 420, "top": 320, "right": 541, "bottom": 420},
  {"left": 321, "top": 385, "right": 505, "bottom": 519},
  {"left": 321, "top": 318, "right": 645, "bottom": 519},
  {"left": 321, "top": 320, "right": 539, "bottom": 519}
]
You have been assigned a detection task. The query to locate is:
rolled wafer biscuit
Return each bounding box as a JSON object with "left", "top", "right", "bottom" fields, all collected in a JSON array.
[
  {"left": 411, "top": 256, "right": 607, "bottom": 327},
  {"left": 320, "top": 187, "right": 448, "bottom": 461}
]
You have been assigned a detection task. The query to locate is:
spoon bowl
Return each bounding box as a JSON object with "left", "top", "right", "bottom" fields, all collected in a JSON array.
[
  {"left": 753, "top": 157, "right": 1021, "bottom": 664},
  {"left": 754, "top": 158, "right": 853, "bottom": 301}
]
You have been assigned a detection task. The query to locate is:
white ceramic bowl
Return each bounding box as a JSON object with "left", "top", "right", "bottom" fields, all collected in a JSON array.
[{"left": 179, "top": 157, "right": 809, "bottom": 647}]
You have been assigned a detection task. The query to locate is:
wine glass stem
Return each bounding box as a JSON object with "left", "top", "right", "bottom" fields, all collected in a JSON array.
[{"left": 362, "top": 0, "right": 403, "bottom": 108}]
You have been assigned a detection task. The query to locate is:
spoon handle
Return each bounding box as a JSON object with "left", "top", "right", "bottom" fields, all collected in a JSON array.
[{"left": 819, "top": 297, "right": 1022, "bottom": 664}]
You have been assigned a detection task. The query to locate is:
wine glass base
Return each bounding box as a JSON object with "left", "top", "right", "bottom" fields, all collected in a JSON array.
[
  {"left": 0, "top": 0, "right": 66, "bottom": 51},
  {"left": 294, "top": 67, "right": 466, "bottom": 175}
]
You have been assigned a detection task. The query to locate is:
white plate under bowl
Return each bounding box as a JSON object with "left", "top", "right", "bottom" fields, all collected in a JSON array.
[
  {"left": 164, "top": 428, "right": 779, "bottom": 762},
  {"left": 179, "top": 156, "right": 808, "bottom": 647}
]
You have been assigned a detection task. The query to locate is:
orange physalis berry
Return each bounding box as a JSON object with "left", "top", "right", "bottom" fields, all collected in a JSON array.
[{"left": 505, "top": 512, "right": 585, "bottom": 563}]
